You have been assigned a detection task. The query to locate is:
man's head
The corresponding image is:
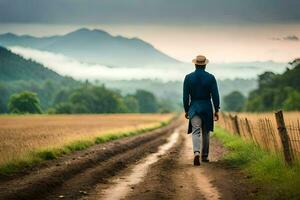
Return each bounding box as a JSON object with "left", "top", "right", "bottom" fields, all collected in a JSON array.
[{"left": 192, "top": 55, "right": 209, "bottom": 69}]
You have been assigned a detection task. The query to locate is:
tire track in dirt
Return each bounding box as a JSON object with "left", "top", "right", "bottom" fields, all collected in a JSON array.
[
  {"left": 92, "top": 123, "right": 257, "bottom": 200},
  {"left": 44, "top": 134, "right": 170, "bottom": 200},
  {"left": 0, "top": 117, "right": 183, "bottom": 200},
  {"left": 121, "top": 125, "right": 214, "bottom": 200},
  {"left": 94, "top": 128, "right": 180, "bottom": 200}
]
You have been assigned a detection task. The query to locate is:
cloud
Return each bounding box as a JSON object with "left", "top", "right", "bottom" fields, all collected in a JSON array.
[
  {"left": 271, "top": 35, "right": 299, "bottom": 41},
  {"left": 0, "top": 0, "right": 300, "bottom": 24},
  {"left": 283, "top": 35, "right": 299, "bottom": 41},
  {"left": 8, "top": 46, "right": 188, "bottom": 81},
  {"left": 8, "top": 46, "right": 287, "bottom": 80}
]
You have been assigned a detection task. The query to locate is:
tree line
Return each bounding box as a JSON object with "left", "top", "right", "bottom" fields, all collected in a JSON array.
[
  {"left": 4, "top": 82, "right": 166, "bottom": 114},
  {"left": 223, "top": 59, "right": 300, "bottom": 112}
]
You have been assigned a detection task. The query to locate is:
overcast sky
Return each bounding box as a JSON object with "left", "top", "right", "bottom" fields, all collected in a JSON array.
[
  {"left": 0, "top": 0, "right": 299, "bottom": 63},
  {"left": 0, "top": 0, "right": 300, "bottom": 24}
]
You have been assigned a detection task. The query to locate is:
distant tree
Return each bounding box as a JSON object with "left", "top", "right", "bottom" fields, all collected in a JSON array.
[
  {"left": 283, "top": 89, "right": 300, "bottom": 111},
  {"left": 246, "top": 62, "right": 300, "bottom": 111},
  {"left": 69, "top": 88, "right": 97, "bottom": 113},
  {"left": 72, "top": 103, "right": 90, "bottom": 113},
  {"left": 90, "top": 86, "right": 128, "bottom": 113},
  {"left": 52, "top": 85, "right": 130, "bottom": 114},
  {"left": 158, "top": 99, "right": 176, "bottom": 113},
  {"left": 0, "top": 84, "right": 9, "bottom": 113},
  {"left": 245, "top": 95, "right": 264, "bottom": 112},
  {"left": 134, "top": 90, "right": 158, "bottom": 113},
  {"left": 42, "top": 80, "right": 56, "bottom": 105},
  {"left": 258, "top": 72, "right": 277, "bottom": 88},
  {"left": 8, "top": 91, "right": 42, "bottom": 114},
  {"left": 223, "top": 91, "right": 245, "bottom": 112},
  {"left": 53, "top": 89, "right": 71, "bottom": 105},
  {"left": 54, "top": 102, "right": 73, "bottom": 114},
  {"left": 69, "top": 85, "right": 127, "bottom": 113},
  {"left": 124, "top": 95, "right": 139, "bottom": 113}
]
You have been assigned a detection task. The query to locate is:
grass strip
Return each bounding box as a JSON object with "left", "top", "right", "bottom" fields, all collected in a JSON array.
[
  {"left": 0, "top": 118, "right": 174, "bottom": 175},
  {"left": 213, "top": 126, "right": 300, "bottom": 200}
]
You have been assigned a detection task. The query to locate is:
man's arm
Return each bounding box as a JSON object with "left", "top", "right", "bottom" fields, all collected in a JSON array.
[
  {"left": 211, "top": 76, "right": 220, "bottom": 120},
  {"left": 183, "top": 75, "right": 190, "bottom": 118}
]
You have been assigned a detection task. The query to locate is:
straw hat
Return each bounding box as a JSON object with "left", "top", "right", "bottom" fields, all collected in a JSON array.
[{"left": 192, "top": 55, "right": 209, "bottom": 65}]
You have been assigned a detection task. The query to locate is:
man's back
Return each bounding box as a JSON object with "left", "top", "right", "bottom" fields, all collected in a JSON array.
[
  {"left": 185, "top": 68, "right": 216, "bottom": 102},
  {"left": 183, "top": 68, "right": 220, "bottom": 124}
]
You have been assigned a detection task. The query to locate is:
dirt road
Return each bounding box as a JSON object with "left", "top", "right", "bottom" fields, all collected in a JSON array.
[{"left": 0, "top": 117, "right": 258, "bottom": 200}]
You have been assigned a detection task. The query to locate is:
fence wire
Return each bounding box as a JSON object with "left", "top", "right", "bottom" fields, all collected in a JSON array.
[{"left": 219, "top": 112, "right": 300, "bottom": 163}]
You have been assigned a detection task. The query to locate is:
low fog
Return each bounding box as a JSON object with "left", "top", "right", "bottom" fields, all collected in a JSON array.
[{"left": 9, "top": 46, "right": 287, "bottom": 81}]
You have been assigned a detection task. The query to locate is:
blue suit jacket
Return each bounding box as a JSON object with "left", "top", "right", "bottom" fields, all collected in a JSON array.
[{"left": 183, "top": 68, "right": 220, "bottom": 133}]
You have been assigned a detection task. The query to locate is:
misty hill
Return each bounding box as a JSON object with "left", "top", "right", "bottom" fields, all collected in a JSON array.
[
  {"left": 0, "top": 46, "right": 74, "bottom": 83},
  {"left": 0, "top": 28, "right": 182, "bottom": 68},
  {"left": 0, "top": 46, "right": 80, "bottom": 112},
  {"left": 0, "top": 46, "right": 175, "bottom": 114}
]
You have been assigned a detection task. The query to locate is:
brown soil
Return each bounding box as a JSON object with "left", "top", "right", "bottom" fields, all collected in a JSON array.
[
  {"left": 117, "top": 125, "right": 259, "bottom": 200},
  {"left": 0, "top": 117, "right": 260, "bottom": 200}
]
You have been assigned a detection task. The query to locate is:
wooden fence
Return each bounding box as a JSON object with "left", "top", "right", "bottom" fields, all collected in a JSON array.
[{"left": 218, "top": 111, "right": 300, "bottom": 166}]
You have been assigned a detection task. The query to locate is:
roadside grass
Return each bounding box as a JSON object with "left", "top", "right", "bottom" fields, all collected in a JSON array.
[
  {"left": 213, "top": 126, "right": 300, "bottom": 200},
  {"left": 0, "top": 119, "right": 174, "bottom": 175}
]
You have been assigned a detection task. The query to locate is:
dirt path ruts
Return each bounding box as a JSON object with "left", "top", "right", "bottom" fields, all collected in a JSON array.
[
  {"left": 0, "top": 117, "right": 259, "bottom": 200},
  {"left": 84, "top": 128, "right": 182, "bottom": 200},
  {"left": 0, "top": 117, "right": 183, "bottom": 200},
  {"left": 99, "top": 124, "right": 258, "bottom": 200}
]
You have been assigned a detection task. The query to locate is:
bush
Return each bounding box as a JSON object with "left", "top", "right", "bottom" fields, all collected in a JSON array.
[{"left": 8, "top": 91, "right": 42, "bottom": 114}]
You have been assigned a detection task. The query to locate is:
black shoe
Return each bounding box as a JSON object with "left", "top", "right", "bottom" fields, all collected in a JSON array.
[
  {"left": 194, "top": 155, "right": 200, "bottom": 166},
  {"left": 201, "top": 157, "right": 209, "bottom": 162}
]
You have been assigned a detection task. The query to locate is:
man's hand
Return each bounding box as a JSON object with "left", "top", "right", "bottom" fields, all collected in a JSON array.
[
  {"left": 214, "top": 112, "right": 219, "bottom": 121},
  {"left": 185, "top": 112, "right": 189, "bottom": 119}
]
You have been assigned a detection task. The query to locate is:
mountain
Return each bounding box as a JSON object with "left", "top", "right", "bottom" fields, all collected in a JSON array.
[
  {"left": 0, "top": 46, "right": 74, "bottom": 82},
  {"left": 0, "top": 28, "right": 182, "bottom": 68}
]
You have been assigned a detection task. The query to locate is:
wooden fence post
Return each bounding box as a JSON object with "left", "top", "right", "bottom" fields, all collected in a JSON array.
[
  {"left": 275, "top": 110, "right": 293, "bottom": 166},
  {"left": 245, "top": 118, "right": 252, "bottom": 139},
  {"left": 233, "top": 115, "right": 240, "bottom": 135}
]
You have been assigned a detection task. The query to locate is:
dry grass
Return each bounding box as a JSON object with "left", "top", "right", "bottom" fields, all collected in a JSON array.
[
  {"left": 231, "top": 111, "right": 300, "bottom": 127},
  {"left": 0, "top": 113, "right": 174, "bottom": 168},
  {"left": 219, "top": 112, "right": 300, "bottom": 160}
]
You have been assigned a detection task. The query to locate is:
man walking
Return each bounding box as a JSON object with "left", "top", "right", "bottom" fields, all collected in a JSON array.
[{"left": 183, "top": 55, "right": 220, "bottom": 166}]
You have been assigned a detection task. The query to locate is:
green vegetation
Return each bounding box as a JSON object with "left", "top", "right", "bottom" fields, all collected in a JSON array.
[
  {"left": 0, "top": 46, "right": 68, "bottom": 82},
  {"left": 8, "top": 91, "right": 42, "bottom": 113},
  {"left": 0, "top": 46, "right": 80, "bottom": 112},
  {"left": 246, "top": 59, "right": 300, "bottom": 111},
  {"left": 53, "top": 83, "right": 128, "bottom": 113},
  {"left": 52, "top": 85, "right": 164, "bottom": 114},
  {"left": 213, "top": 126, "right": 300, "bottom": 200},
  {"left": 223, "top": 91, "right": 246, "bottom": 112},
  {"left": 0, "top": 46, "right": 173, "bottom": 114},
  {"left": 134, "top": 90, "right": 158, "bottom": 113},
  {"left": 0, "top": 117, "right": 173, "bottom": 175}
]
